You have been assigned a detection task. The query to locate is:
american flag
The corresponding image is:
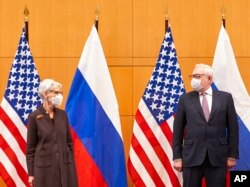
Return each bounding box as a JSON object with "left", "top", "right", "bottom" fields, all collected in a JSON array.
[
  {"left": 128, "top": 26, "right": 185, "bottom": 187},
  {"left": 0, "top": 27, "right": 41, "bottom": 187}
]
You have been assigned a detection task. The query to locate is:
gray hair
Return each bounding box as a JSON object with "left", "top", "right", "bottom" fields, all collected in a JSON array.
[
  {"left": 194, "top": 64, "right": 214, "bottom": 77},
  {"left": 38, "top": 79, "right": 62, "bottom": 100}
]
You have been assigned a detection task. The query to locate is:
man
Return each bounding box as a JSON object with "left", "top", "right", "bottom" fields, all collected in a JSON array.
[{"left": 172, "top": 64, "right": 239, "bottom": 187}]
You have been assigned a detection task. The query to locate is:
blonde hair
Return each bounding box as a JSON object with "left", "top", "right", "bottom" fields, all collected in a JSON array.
[{"left": 38, "top": 79, "right": 62, "bottom": 100}]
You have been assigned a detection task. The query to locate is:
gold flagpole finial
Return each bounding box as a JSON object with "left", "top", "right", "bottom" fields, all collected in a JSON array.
[
  {"left": 164, "top": 0, "right": 169, "bottom": 32},
  {"left": 94, "top": 0, "right": 100, "bottom": 31},
  {"left": 164, "top": 0, "right": 168, "bottom": 19},
  {"left": 221, "top": 7, "right": 226, "bottom": 19},
  {"left": 23, "top": 5, "right": 29, "bottom": 22},
  {"left": 95, "top": 0, "right": 100, "bottom": 21},
  {"left": 95, "top": 5, "right": 99, "bottom": 20},
  {"left": 95, "top": 8, "right": 99, "bottom": 22},
  {"left": 220, "top": 2, "right": 226, "bottom": 28}
]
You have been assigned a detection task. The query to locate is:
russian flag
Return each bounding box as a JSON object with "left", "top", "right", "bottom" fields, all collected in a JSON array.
[
  {"left": 212, "top": 24, "right": 250, "bottom": 170},
  {"left": 65, "top": 25, "right": 128, "bottom": 187}
]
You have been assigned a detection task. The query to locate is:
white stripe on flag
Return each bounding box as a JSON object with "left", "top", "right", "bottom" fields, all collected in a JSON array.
[
  {"left": 0, "top": 149, "right": 26, "bottom": 187},
  {"left": 212, "top": 25, "right": 250, "bottom": 132},
  {"left": 133, "top": 120, "right": 172, "bottom": 186},
  {"left": 167, "top": 116, "right": 175, "bottom": 132},
  {"left": 129, "top": 146, "right": 156, "bottom": 187},
  {"left": 77, "top": 25, "right": 122, "bottom": 139},
  {"left": 139, "top": 99, "right": 183, "bottom": 184},
  {"left": 1, "top": 98, "right": 27, "bottom": 141},
  {"left": 0, "top": 120, "right": 27, "bottom": 172},
  {"left": 139, "top": 100, "right": 173, "bottom": 161}
]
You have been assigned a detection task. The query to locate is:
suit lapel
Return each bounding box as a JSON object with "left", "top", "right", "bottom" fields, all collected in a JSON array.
[
  {"left": 191, "top": 90, "right": 221, "bottom": 122},
  {"left": 191, "top": 92, "right": 207, "bottom": 121}
]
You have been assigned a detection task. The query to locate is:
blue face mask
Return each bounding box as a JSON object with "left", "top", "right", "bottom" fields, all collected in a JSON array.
[{"left": 191, "top": 78, "right": 203, "bottom": 91}]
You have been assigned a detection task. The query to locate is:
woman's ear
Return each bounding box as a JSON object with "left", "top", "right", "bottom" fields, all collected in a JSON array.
[{"left": 43, "top": 92, "right": 48, "bottom": 99}]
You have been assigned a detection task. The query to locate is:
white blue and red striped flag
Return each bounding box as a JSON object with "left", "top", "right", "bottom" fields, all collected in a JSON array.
[
  {"left": 127, "top": 26, "right": 185, "bottom": 187},
  {"left": 65, "top": 25, "right": 127, "bottom": 187},
  {"left": 212, "top": 25, "right": 250, "bottom": 171},
  {"left": 0, "top": 27, "right": 41, "bottom": 187}
]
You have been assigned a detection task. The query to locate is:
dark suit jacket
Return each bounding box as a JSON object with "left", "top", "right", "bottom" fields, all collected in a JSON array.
[
  {"left": 172, "top": 90, "right": 239, "bottom": 167},
  {"left": 26, "top": 106, "right": 78, "bottom": 187}
]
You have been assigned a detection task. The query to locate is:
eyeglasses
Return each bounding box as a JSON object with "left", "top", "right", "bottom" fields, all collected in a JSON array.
[
  {"left": 47, "top": 90, "right": 63, "bottom": 95},
  {"left": 189, "top": 74, "right": 209, "bottom": 79}
]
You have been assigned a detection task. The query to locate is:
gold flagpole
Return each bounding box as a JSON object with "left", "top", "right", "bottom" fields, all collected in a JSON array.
[
  {"left": 23, "top": 5, "right": 29, "bottom": 42},
  {"left": 221, "top": 0, "right": 226, "bottom": 28},
  {"left": 95, "top": 0, "right": 99, "bottom": 31},
  {"left": 165, "top": 0, "right": 169, "bottom": 32}
]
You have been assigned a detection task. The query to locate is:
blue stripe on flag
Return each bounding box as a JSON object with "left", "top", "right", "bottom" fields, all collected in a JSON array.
[
  {"left": 234, "top": 117, "right": 250, "bottom": 170},
  {"left": 66, "top": 69, "right": 127, "bottom": 187}
]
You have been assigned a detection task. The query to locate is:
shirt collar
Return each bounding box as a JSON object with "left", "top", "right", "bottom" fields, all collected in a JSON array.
[{"left": 199, "top": 87, "right": 212, "bottom": 96}]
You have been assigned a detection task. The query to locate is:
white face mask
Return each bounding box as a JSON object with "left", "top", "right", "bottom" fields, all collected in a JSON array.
[
  {"left": 191, "top": 78, "right": 203, "bottom": 91},
  {"left": 50, "top": 94, "right": 63, "bottom": 107}
]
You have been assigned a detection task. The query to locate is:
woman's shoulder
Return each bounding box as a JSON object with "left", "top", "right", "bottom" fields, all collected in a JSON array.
[
  {"left": 29, "top": 106, "right": 44, "bottom": 118},
  {"left": 55, "top": 107, "right": 67, "bottom": 115}
]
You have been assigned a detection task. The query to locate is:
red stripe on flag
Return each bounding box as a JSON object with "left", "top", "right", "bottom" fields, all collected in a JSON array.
[
  {"left": 0, "top": 135, "right": 28, "bottom": 186},
  {"left": 160, "top": 121, "right": 173, "bottom": 146},
  {"left": 0, "top": 107, "right": 26, "bottom": 154},
  {"left": 71, "top": 129, "right": 108, "bottom": 187},
  {"left": 226, "top": 171, "right": 230, "bottom": 187},
  {"left": 136, "top": 109, "right": 181, "bottom": 187},
  {"left": 0, "top": 163, "right": 16, "bottom": 187},
  {"left": 131, "top": 134, "right": 165, "bottom": 186},
  {"left": 127, "top": 157, "right": 146, "bottom": 187}
]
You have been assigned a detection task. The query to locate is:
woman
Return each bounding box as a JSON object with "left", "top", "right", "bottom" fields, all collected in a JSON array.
[{"left": 26, "top": 79, "right": 78, "bottom": 187}]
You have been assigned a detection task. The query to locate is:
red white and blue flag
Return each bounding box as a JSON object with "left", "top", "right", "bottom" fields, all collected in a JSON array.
[
  {"left": 0, "top": 27, "right": 41, "bottom": 187},
  {"left": 127, "top": 26, "right": 185, "bottom": 187},
  {"left": 65, "top": 25, "right": 127, "bottom": 187},
  {"left": 212, "top": 24, "right": 250, "bottom": 171}
]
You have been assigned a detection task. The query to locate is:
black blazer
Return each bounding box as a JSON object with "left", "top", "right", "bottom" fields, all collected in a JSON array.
[{"left": 172, "top": 90, "right": 239, "bottom": 167}]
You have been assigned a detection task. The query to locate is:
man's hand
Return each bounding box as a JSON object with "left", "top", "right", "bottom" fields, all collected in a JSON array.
[
  {"left": 173, "top": 159, "right": 183, "bottom": 172},
  {"left": 227, "top": 158, "right": 236, "bottom": 170}
]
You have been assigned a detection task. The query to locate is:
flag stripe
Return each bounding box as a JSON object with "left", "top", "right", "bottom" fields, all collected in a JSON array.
[
  {"left": 0, "top": 120, "right": 27, "bottom": 170},
  {"left": 0, "top": 136, "right": 28, "bottom": 186},
  {"left": 0, "top": 149, "right": 26, "bottom": 187},
  {"left": 1, "top": 98, "right": 27, "bottom": 141},
  {"left": 128, "top": 149, "right": 152, "bottom": 187},
  {"left": 0, "top": 163, "right": 16, "bottom": 187},
  {"left": 160, "top": 121, "right": 173, "bottom": 146},
  {"left": 131, "top": 133, "right": 165, "bottom": 186},
  {"left": 71, "top": 130, "right": 108, "bottom": 187},
  {"left": 139, "top": 92, "right": 182, "bottom": 187},
  {"left": 0, "top": 106, "right": 26, "bottom": 154},
  {"left": 136, "top": 108, "right": 181, "bottom": 187},
  {"left": 139, "top": 100, "right": 173, "bottom": 155},
  {"left": 235, "top": 116, "right": 250, "bottom": 169}
]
